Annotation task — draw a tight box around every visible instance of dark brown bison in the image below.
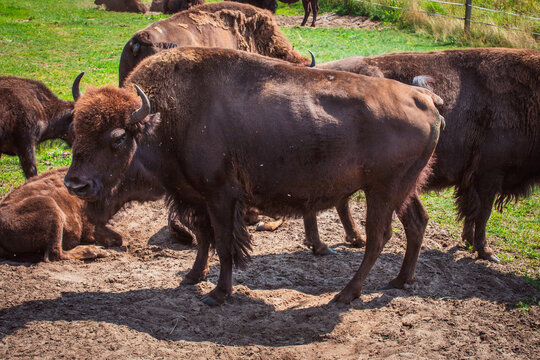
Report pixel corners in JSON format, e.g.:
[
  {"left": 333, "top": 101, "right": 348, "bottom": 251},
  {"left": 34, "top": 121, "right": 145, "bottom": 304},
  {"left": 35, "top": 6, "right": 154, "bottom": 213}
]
[
  {"left": 65, "top": 47, "right": 443, "bottom": 305},
  {"left": 227, "top": 0, "right": 277, "bottom": 13},
  {"left": 318, "top": 48, "right": 540, "bottom": 262},
  {"left": 94, "top": 0, "right": 147, "bottom": 13},
  {"left": 279, "top": 0, "right": 319, "bottom": 26},
  {"left": 0, "top": 75, "right": 77, "bottom": 178},
  {"left": 118, "top": 1, "right": 308, "bottom": 86},
  {"left": 149, "top": 0, "right": 205, "bottom": 13}
]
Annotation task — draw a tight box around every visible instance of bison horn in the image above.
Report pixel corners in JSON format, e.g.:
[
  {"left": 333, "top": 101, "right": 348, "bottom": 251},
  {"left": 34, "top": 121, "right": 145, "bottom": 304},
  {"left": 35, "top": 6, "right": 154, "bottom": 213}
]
[
  {"left": 72, "top": 72, "right": 84, "bottom": 101},
  {"left": 130, "top": 85, "right": 151, "bottom": 124},
  {"left": 308, "top": 50, "right": 315, "bottom": 67}
]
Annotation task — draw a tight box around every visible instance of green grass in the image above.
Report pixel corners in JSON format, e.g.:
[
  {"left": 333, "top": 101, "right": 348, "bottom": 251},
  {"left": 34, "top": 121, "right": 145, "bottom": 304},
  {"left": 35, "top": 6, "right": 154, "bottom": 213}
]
[{"left": 0, "top": 0, "right": 538, "bottom": 283}]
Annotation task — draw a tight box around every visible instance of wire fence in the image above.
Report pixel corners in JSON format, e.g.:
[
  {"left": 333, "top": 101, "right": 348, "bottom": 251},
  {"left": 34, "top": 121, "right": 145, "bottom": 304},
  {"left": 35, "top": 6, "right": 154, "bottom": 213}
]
[{"left": 349, "top": 0, "right": 540, "bottom": 37}]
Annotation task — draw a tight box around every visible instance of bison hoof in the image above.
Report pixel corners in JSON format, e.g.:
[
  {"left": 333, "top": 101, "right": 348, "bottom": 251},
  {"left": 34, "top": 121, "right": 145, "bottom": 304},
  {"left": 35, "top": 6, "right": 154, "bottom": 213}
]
[
  {"left": 182, "top": 270, "right": 208, "bottom": 285},
  {"left": 388, "top": 276, "right": 416, "bottom": 289},
  {"left": 201, "top": 289, "right": 229, "bottom": 306},
  {"left": 477, "top": 250, "right": 500, "bottom": 263},
  {"left": 345, "top": 235, "right": 365, "bottom": 248},
  {"left": 313, "top": 246, "right": 337, "bottom": 256},
  {"left": 201, "top": 294, "right": 222, "bottom": 306}
]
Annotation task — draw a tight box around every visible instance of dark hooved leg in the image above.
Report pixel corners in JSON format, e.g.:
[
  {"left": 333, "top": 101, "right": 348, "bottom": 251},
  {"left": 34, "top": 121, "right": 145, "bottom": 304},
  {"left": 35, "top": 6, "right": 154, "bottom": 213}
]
[
  {"left": 336, "top": 197, "right": 365, "bottom": 247},
  {"left": 461, "top": 217, "right": 475, "bottom": 248},
  {"left": 201, "top": 192, "right": 242, "bottom": 306},
  {"left": 183, "top": 212, "right": 213, "bottom": 284},
  {"left": 389, "top": 193, "right": 428, "bottom": 288},
  {"left": 333, "top": 192, "right": 394, "bottom": 303},
  {"left": 301, "top": 0, "right": 312, "bottom": 26},
  {"left": 473, "top": 188, "right": 499, "bottom": 262},
  {"left": 303, "top": 211, "right": 335, "bottom": 256},
  {"left": 310, "top": 0, "right": 319, "bottom": 27},
  {"left": 18, "top": 144, "right": 37, "bottom": 178},
  {"left": 168, "top": 209, "right": 195, "bottom": 245}
]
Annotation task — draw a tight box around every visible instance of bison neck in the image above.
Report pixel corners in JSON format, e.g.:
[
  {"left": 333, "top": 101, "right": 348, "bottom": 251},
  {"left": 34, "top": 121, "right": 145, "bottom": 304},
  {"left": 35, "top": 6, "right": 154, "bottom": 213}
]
[{"left": 40, "top": 99, "right": 74, "bottom": 143}]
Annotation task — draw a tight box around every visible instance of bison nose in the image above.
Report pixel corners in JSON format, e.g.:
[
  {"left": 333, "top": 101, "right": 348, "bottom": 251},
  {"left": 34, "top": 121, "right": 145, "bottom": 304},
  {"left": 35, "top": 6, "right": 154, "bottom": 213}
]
[{"left": 64, "top": 176, "right": 92, "bottom": 198}]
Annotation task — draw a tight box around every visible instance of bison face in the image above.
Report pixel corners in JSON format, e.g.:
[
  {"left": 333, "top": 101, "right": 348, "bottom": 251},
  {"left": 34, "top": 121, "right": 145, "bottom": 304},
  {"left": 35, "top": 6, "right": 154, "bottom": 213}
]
[{"left": 65, "top": 81, "right": 159, "bottom": 202}]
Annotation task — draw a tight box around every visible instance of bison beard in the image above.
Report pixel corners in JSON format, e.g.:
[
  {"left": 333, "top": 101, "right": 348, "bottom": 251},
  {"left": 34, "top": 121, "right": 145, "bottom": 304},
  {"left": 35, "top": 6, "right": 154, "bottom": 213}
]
[
  {"left": 65, "top": 47, "right": 443, "bottom": 306},
  {"left": 318, "top": 48, "right": 540, "bottom": 262}
]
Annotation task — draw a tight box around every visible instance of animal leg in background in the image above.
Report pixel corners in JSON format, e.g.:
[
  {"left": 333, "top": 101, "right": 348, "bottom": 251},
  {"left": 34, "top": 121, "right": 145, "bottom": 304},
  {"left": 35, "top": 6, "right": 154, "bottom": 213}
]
[
  {"left": 17, "top": 142, "right": 37, "bottom": 178},
  {"left": 335, "top": 197, "right": 365, "bottom": 247},
  {"left": 301, "top": 0, "right": 318, "bottom": 26},
  {"left": 303, "top": 211, "right": 336, "bottom": 255},
  {"left": 168, "top": 209, "right": 195, "bottom": 245},
  {"left": 183, "top": 211, "right": 213, "bottom": 284},
  {"left": 389, "top": 193, "right": 429, "bottom": 288}
]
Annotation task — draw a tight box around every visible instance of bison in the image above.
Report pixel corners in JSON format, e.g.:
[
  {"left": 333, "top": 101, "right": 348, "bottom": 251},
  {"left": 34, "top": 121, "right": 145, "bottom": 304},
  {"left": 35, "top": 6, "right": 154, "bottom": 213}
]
[
  {"left": 227, "top": 0, "right": 277, "bottom": 13},
  {"left": 94, "top": 0, "right": 147, "bottom": 13},
  {"left": 118, "top": 1, "right": 309, "bottom": 86},
  {"left": 0, "top": 75, "right": 78, "bottom": 178},
  {"left": 149, "top": 0, "right": 205, "bottom": 14},
  {"left": 0, "top": 164, "right": 192, "bottom": 261},
  {"left": 318, "top": 48, "right": 540, "bottom": 261},
  {"left": 65, "top": 47, "right": 443, "bottom": 305},
  {"left": 279, "top": 0, "right": 319, "bottom": 26}
]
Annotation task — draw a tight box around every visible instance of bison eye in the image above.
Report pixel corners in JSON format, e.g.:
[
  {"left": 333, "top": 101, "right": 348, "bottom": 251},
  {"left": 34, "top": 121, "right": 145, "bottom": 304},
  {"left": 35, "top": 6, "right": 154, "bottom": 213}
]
[{"left": 110, "top": 129, "right": 127, "bottom": 149}]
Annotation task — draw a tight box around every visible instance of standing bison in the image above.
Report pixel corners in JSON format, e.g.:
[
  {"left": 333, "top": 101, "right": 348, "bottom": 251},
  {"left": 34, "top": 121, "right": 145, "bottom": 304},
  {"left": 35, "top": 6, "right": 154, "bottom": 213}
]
[
  {"left": 118, "top": 2, "right": 308, "bottom": 86},
  {"left": 65, "top": 47, "right": 443, "bottom": 305},
  {"left": 94, "top": 0, "right": 147, "bottom": 13},
  {"left": 319, "top": 48, "right": 540, "bottom": 261},
  {"left": 0, "top": 75, "right": 77, "bottom": 178}
]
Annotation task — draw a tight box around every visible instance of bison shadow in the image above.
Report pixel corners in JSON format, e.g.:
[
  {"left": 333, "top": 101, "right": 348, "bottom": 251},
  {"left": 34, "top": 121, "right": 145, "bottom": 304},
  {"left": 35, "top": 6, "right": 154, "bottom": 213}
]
[{"left": 0, "top": 242, "right": 536, "bottom": 346}]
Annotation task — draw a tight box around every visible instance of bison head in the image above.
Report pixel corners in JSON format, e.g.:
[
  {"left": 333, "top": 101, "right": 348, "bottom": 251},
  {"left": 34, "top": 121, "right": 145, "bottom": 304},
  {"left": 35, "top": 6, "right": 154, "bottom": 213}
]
[{"left": 65, "top": 76, "right": 160, "bottom": 202}]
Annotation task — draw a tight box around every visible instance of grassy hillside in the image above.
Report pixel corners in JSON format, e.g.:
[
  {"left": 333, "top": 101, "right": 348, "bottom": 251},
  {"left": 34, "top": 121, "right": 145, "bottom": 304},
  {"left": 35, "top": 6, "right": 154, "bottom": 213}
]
[{"left": 0, "top": 0, "right": 538, "bottom": 282}]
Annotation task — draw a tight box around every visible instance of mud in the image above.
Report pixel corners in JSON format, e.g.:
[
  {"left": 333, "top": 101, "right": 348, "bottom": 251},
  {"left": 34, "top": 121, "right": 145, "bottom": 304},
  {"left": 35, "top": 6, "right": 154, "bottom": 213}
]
[
  {"left": 0, "top": 200, "right": 538, "bottom": 359},
  {"left": 275, "top": 14, "right": 383, "bottom": 28}
]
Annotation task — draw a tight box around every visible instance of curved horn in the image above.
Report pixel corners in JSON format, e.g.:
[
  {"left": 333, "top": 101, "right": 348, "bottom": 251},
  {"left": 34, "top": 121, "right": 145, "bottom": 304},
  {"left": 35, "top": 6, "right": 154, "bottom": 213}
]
[
  {"left": 72, "top": 72, "right": 84, "bottom": 101},
  {"left": 130, "top": 85, "right": 151, "bottom": 124},
  {"left": 308, "top": 50, "right": 315, "bottom": 67}
]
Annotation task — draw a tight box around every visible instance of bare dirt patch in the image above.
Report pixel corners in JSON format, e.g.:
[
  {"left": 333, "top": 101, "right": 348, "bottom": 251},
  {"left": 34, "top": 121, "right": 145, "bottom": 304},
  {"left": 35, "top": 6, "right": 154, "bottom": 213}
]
[
  {"left": 0, "top": 200, "right": 538, "bottom": 359},
  {"left": 275, "top": 14, "right": 383, "bottom": 28}
]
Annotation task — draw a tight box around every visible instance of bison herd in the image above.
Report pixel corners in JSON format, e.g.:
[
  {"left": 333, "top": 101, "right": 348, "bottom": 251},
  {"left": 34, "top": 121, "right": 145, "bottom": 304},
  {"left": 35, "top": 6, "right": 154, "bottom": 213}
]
[{"left": 0, "top": 1, "right": 539, "bottom": 306}]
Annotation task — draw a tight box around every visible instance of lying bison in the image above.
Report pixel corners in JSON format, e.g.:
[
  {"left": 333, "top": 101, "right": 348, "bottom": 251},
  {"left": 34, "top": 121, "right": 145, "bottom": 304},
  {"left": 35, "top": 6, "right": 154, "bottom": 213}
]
[
  {"left": 65, "top": 47, "right": 444, "bottom": 305},
  {"left": 118, "top": 1, "right": 308, "bottom": 86},
  {"left": 319, "top": 48, "right": 540, "bottom": 261},
  {"left": 149, "top": 0, "right": 205, "bottom": 13},
  {"left": 0, "top": 75, "right": 77, "bottom": 178},
  {"left": 0, "top": 165, "right": 192, "bottom": 261},
  {"left": 94, "top": 0, "right": 147, "bottom": 13}
]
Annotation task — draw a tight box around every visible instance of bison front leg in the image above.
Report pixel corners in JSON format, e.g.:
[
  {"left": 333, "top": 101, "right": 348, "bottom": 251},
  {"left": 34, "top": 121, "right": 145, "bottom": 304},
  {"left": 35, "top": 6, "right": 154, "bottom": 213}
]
[
  {"left": 471, "top": 185, "right": 500, "bottom": 262},
  {"left": 201, "top": 194, "right": 240, "bottom": 306},
  {"left": 336, "top": 198, "right": 365, "bottom": 247},
  {"left": 389, "top": 193, "right": 428, "bottom": 288},
  {"left": 303, "top": 211, "right": 335, "bottom": 255},
  {"left": 168, "top": 210, "right": 195, "bottom": 245},
  {"left": 17, "top": 143, "right": 37, "bottom": 178},
  {"left": 333, "top": 191, "right": 394, "bottom": 303},
  {"left": 310, "top": 0, "right": 319, "bottom": 27}
]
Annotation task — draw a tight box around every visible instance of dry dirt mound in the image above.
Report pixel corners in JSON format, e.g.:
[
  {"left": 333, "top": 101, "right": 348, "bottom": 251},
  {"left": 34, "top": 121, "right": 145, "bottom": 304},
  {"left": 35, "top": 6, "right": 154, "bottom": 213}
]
[
  {"left": 0, "top": 200, "right": 538, "bottom": 359},
  {"left": 275, "top": 14, "right": 382, "bottom": 28}
]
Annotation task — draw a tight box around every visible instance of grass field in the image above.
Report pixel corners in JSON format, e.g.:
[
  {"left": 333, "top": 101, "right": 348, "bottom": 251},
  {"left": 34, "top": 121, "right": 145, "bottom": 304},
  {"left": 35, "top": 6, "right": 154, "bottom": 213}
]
[{"left": 0, "top": 0, "right": 538, "bottom": 284}]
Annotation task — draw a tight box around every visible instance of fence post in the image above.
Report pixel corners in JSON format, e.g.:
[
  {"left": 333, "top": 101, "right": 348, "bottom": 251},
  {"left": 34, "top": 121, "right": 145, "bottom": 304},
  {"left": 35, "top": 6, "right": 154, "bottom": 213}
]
[{"left": 464, "top": 0, "right": 472, "bottom": 35}]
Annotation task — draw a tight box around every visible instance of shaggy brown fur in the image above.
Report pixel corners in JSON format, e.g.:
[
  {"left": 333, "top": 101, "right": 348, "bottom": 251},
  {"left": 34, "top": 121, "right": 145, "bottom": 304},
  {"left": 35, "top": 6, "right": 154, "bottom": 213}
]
[
  {"left": 118, "top": 1, "right": 308, "bottom": 86},
  {"left": 94, "top": 0, "right": 147, "bottom": 13},
  {"left": 0, "top": 163, "right": 191, "bottom": 261},
  {"left": 149, "top": 0, "right": 205, "bottom": 13},
  {"left": 319, "top": 48, "right": 540, "bottom": 261},
  {"left": 0, "top": 76, "right": 74, "bottom": 178},
  {"left": 66, "top": 47, "right": 443, "bottom": 305}
]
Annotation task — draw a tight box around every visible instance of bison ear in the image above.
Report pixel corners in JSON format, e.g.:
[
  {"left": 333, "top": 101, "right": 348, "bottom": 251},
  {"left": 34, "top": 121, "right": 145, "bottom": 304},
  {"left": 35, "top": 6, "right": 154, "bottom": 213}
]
[{"left": 140, "top": 112, "right": 161, "bottom": 137}]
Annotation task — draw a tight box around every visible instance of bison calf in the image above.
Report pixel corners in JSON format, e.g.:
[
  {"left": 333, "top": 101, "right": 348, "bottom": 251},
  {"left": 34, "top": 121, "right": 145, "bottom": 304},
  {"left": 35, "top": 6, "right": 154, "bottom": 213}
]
[{"left": 0, "top": 76, "right": 76, "bottom": 178}]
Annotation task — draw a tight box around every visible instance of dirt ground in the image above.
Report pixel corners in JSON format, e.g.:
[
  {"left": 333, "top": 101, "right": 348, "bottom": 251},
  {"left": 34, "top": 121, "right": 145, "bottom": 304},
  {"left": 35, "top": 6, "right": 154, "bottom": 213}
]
[
  {"left": 0, "top": 199, "right": 538, "bottom": 359},
  {"left": 275, "top": 14, "right": 383, "bottom": 28}
]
